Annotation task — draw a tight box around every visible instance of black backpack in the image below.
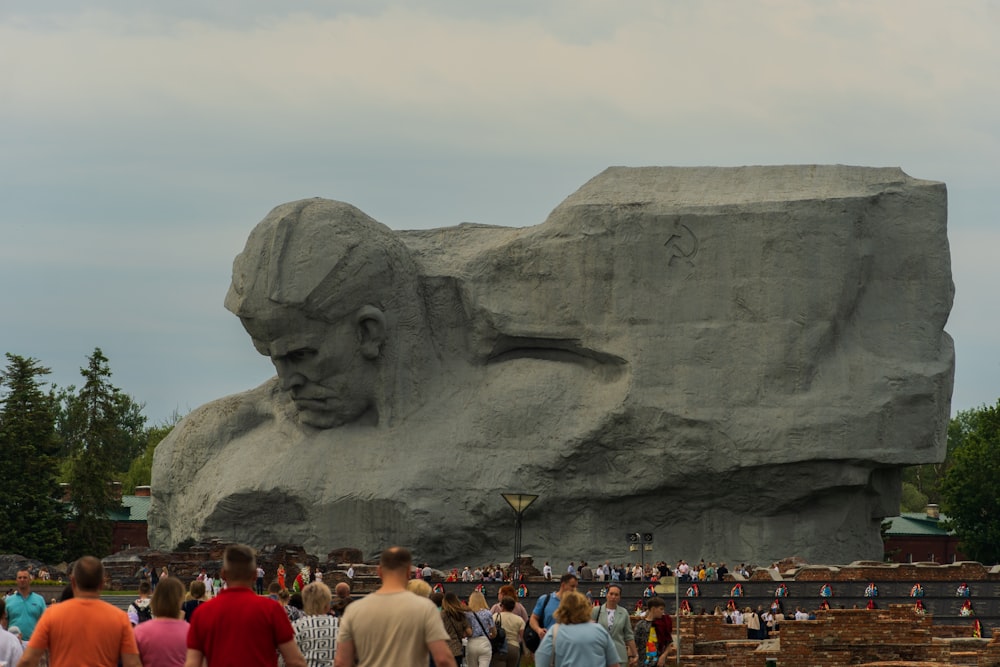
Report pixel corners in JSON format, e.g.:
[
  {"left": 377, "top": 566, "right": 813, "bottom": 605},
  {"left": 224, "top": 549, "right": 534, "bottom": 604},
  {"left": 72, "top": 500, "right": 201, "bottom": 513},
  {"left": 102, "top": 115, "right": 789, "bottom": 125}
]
[
  {"left": 490, "top": 613, "right": 508, "bottom": 654},
  {"left": 523, "top": 593, "right": 551, "bottom": 652},
  {"left": 134, "top": 601, "right": 153, "bottom": 624}
]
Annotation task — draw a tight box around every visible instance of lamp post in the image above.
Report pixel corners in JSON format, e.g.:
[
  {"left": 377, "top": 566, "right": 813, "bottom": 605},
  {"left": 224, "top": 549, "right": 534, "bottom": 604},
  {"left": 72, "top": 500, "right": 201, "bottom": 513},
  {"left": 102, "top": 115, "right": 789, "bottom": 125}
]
[{"left": 501, "top": 493, "right": 538, "bottom": 581}]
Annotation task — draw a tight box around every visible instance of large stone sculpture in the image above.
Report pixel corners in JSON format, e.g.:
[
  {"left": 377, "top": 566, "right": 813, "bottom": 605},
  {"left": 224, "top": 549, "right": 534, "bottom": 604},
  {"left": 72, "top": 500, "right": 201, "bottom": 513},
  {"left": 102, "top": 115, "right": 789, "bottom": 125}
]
[{"left": 149, "top": 165, "right": 954, "bottom": 566}]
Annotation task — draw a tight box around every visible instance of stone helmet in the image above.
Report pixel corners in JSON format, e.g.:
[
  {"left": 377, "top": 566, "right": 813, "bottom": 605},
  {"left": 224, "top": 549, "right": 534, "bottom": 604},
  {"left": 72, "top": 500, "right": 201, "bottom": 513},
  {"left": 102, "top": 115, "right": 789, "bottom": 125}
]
[{"left": 225, "top": 198, "right": 421, "bottom": 324}]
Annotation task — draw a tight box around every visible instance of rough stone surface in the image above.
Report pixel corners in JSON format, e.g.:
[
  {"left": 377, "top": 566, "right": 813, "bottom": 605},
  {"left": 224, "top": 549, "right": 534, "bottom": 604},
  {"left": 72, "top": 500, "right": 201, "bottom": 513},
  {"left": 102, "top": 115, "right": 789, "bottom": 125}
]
[
  {"left": 149, "top": 165, "right": 954, "bottom": 567},
  {"left": 0, "top": 555, "right": 61, "bottom": 581}
]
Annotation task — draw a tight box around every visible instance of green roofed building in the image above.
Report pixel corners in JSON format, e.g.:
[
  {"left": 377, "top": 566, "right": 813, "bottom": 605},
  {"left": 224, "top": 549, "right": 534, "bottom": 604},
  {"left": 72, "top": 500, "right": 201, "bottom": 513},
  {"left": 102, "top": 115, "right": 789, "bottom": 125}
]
[
  {"left": 109, "top": 486, "right": 151, "bottom": 552},
  {"left": 883, "top": 504, "right": 965, "bottom": 564}
]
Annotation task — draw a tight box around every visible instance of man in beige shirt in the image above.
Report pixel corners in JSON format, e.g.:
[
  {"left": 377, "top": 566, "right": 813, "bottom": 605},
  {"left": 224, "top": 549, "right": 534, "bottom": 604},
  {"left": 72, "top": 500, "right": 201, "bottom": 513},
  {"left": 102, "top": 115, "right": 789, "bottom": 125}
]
[{"left": 335, "top": 547, "right": 455, "bottom": 667}]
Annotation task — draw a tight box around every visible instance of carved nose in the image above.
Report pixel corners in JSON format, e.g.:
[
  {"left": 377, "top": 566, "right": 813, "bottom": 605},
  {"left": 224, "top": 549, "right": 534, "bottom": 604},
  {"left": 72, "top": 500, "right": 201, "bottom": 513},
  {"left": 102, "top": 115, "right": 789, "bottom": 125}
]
[
  {"left": 273, "top": 360, "right": 306, "bottom": 390},
  {"left": 278, "top": 371, "right": 306, "bottom": 390}
]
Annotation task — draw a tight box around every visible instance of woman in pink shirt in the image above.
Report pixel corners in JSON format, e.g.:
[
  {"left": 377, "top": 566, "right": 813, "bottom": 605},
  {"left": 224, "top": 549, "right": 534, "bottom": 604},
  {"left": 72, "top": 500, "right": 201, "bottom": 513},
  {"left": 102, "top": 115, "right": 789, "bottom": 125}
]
[{"left": 134, "top": 577, "right": 188, "bottom": 667}]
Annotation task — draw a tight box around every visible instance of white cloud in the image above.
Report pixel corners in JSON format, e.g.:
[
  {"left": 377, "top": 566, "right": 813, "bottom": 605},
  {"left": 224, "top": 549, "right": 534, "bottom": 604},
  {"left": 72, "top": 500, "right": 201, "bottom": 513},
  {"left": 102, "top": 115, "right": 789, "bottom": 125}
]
[{"left": 3, "top": 3, "right": 997, "bottom": 154}]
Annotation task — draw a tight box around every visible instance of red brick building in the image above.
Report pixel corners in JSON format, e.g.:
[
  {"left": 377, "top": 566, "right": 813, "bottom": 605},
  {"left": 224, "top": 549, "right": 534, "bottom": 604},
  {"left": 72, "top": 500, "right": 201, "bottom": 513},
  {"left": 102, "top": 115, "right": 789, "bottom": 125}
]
[
  {"left": 61, "top": 482, "right": 150, "bottom": 554},
  {"left": 109, "top": 485, "right": 150, "bottom": 553},
  {"left": 883, "top": 503, "right": 966, "bottom": 563}
]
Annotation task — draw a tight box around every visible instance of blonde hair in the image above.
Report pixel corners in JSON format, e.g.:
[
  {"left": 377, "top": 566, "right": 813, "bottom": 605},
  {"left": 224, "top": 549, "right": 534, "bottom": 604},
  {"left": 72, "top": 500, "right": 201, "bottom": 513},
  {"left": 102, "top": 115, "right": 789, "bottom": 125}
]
[
  {"left": 188, "top": 580, "right": 206, "bottom": 600},
  {"left": 468, "top": 591, "right": 489, "bottom": 612},
  {"left": 301, "top": 582, "right": 332, "bottom": 616},
  {"left": 553, "top": 591, "right": 592, "bottom": 625},
  {"left": 407, "top": 579, "right": 432, "bottom": 597}
]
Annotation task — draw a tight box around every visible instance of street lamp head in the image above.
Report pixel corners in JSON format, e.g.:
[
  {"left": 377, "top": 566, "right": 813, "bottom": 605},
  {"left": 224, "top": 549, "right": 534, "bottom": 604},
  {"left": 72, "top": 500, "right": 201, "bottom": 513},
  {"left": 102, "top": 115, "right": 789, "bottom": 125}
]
[{"left": 501, "top": 493, "right": 539, "bottom": 514}]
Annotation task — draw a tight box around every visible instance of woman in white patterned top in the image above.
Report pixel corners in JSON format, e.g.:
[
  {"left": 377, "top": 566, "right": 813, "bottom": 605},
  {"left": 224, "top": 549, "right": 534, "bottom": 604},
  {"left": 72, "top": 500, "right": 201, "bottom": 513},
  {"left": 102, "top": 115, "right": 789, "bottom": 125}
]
[{"left": 288, "top": 582, "right": 338, "bottom": 667}]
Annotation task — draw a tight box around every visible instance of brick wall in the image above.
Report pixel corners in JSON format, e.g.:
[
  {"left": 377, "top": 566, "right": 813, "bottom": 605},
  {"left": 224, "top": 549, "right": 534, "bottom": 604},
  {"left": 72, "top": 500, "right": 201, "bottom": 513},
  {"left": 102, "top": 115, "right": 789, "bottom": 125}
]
[
  {"left": 111, "top": 522, "right": 149, "bottom": 552},
  {"left": 670, "top": 604, "right": 995, "bottom": 666},
  {"left": 789, "top": 561, "right": 999, "bottom": 582}
]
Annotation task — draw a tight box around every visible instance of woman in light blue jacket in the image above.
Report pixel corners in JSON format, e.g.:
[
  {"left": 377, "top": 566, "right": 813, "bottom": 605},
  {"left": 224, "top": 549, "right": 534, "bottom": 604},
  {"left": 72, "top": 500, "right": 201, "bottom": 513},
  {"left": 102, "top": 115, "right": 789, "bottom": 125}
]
[{"left": 534, "top": 591, "right": 620, "bottom": 667}]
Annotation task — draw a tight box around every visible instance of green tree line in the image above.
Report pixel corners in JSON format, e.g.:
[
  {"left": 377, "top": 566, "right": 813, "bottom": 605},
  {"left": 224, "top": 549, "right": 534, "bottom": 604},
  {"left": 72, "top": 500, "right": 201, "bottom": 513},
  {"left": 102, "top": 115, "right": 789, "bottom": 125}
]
[
  {"left": 0, "top": 349, "right": 176, "bottom": 562},
  {"left": 901, "top": 399, "right": 1000, "bottom": 563}
]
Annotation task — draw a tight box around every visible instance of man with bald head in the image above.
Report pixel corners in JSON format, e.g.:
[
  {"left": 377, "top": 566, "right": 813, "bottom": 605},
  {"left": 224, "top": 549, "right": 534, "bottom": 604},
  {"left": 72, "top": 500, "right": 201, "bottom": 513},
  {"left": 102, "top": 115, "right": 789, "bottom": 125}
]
[
  {"left": 331, "top": 581, "right": 353, "bottom": 617},
  {"left": 335, "top": 547, "right": 455, "bottom": 667},
  {"left": 19, "top": 556, "right": 140, "bottom": 667}
]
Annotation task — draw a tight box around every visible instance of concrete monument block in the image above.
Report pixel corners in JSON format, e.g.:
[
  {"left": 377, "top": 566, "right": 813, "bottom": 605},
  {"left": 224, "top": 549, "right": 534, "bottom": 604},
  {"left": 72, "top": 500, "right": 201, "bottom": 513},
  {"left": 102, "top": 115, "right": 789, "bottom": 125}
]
[{"left": 149, "top": 165, "right": 953, "bottom": 566}]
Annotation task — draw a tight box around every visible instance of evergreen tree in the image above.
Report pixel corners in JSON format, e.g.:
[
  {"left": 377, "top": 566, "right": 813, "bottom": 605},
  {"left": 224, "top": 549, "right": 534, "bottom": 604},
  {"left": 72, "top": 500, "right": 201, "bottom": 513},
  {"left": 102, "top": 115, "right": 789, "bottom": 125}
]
[
  {"left": 940, "top": 400, "right": 1000, "bottom": 563},
  {"left": 0, "top": 354, "right": 65, "bottom": 562},
  {"left": 60, "top": 348, "right": 146, "bottom": 559}
]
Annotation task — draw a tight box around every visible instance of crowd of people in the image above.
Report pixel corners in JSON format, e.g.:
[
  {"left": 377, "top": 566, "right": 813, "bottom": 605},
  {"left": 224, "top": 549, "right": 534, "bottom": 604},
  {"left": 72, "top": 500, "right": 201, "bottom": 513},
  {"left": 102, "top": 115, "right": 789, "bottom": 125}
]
[
  {"left": 449, "top": 558, "right": 753, "bottom": 585},
  {"left": 3, "top": 549, "right": 656, "bottom": 667},
  {"left": 3, "top": 549, "right": 839, "bottom": 667},
  {"left": 527, "top": 573, "right": 672, "bottom": 667},
  {"left": 0, "top": 549, "right": 508, "bottom": 667},
  {"left": 1, "top": 548, "right": 345, "bottom": 667}
]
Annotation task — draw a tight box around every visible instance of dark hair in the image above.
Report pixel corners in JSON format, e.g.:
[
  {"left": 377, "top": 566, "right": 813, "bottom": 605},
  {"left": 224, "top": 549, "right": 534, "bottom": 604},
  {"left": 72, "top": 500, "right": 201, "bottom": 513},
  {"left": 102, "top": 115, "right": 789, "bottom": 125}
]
[
  {"left": 430, "top": 592, "right": 444, "bottom": 607},
  {"left": 380, "top": 546, "right": 412, "bottom": 572},
  {"left": 442, "top": 592, "right": 468, "bottom": 620},
  {"left": 223, "top": 544, "right": 257, "bottom": 581},
  {"left": 646, "top": 596, "right": 666, "bottom": 609},
  {"left": 289, "top": 593, "right": 304, "bottom": 610},
  {"left": 72, "top": 556, "right": 104, "bottom": 592},
  {"left": 501, "top": 596, "right": 516, "bottom": 611},
  {"left": 559, "top": 573, "right": 579, "bottom": 585},
  {"left": 138, "top": 581, "right": 152, "bottom": 595},
  {"left": 606, "top": 583, "right": 623, "bottom": 594},
  {"left": 151, "top": 577, "right": 184, "bottom": 618}
]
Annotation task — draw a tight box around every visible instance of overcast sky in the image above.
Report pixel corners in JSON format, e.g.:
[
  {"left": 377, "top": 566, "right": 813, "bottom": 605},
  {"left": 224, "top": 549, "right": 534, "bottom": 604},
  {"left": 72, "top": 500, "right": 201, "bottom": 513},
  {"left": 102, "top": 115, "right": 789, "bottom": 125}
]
[{"left": 2, "top": 1, "right": 997, "bottom": 425}]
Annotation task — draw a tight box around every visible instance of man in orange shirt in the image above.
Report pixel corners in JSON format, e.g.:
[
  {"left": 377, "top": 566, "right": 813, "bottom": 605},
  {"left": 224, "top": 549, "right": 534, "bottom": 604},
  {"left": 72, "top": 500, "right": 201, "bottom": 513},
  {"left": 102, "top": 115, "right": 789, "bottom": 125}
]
[{"left": 19, "top": 556, "right": 140, "bottom": 667}]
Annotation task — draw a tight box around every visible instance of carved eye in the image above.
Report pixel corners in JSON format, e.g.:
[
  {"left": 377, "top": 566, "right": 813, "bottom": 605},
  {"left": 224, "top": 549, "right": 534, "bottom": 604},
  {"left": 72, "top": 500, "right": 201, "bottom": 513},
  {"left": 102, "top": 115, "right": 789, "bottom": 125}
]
[{"left": 285, "top": 349, "right": 315, "bottom": 363}]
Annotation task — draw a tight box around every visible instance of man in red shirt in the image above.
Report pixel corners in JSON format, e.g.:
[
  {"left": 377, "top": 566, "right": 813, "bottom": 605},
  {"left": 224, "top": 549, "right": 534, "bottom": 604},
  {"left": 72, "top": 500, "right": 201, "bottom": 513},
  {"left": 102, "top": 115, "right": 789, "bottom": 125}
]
[{"left": 184, "top": 544, "right": 306, "bottom": 667}]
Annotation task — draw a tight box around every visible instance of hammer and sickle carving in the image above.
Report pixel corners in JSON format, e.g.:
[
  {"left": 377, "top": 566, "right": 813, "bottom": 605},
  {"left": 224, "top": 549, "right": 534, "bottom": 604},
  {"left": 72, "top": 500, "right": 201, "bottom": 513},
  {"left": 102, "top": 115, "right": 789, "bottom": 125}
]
[{"left": 663, "top": 220, "right": 699, "bottom": 266}]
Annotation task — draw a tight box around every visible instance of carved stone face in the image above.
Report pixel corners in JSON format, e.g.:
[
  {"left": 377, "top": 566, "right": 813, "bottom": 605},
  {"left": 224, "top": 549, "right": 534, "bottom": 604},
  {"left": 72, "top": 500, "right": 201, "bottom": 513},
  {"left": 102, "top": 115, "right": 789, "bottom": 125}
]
[{"left": 241, "top": 307, "right": 379, "bottom": 429}]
